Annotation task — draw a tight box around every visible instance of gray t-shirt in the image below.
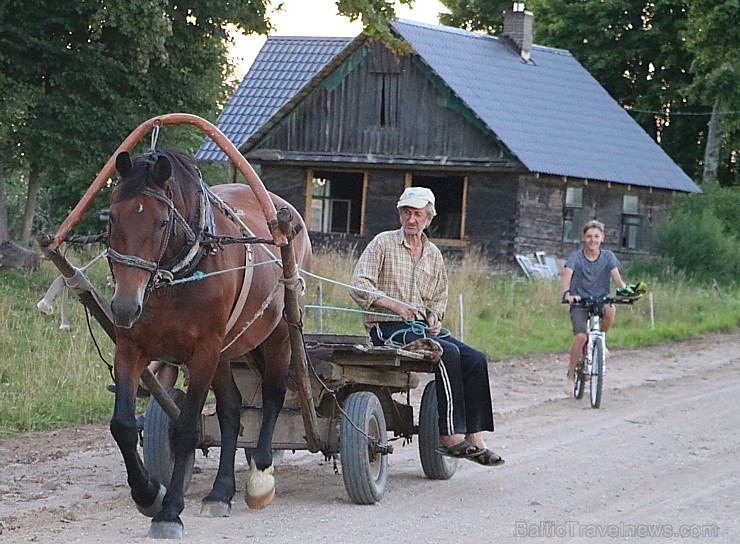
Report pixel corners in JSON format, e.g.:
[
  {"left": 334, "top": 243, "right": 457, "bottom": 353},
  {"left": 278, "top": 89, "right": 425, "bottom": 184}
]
[{"left": 564, "top": 249, "right": 619, "bottom": 298}]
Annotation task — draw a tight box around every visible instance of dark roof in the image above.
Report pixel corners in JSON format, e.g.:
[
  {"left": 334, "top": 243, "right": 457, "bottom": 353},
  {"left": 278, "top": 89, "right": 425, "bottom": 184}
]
[
  {"left": 197, "top": 20, "right": 700, "bottom": 193},
  {"left": 196, "top": 36, "right": 353, "bottom": 162},
  {"left": 391, "top": 20, "right": 700, "bottom": 192}
]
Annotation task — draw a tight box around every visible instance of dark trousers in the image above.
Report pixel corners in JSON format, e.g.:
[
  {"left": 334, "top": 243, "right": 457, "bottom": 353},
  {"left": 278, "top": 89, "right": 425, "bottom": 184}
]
[{"left": 370, "top": 322, "right": 495, "bottom": 436}]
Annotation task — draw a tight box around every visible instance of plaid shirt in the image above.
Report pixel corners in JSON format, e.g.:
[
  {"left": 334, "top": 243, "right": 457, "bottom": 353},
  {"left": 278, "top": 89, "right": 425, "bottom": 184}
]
[{"left": 351, "top": 228, "right": 448, "bottom": 330}]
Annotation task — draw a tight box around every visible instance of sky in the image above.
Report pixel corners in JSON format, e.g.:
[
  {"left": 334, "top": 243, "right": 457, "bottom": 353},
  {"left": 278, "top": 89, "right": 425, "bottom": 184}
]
[{"left": 229, "top": 0, "right": 448, "bottom": 79}]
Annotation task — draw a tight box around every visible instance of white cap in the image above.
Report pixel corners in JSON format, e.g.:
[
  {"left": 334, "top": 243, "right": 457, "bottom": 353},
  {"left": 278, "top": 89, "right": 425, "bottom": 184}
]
[{"left": 397, "top": 187, "right": 436, "bottom": 215}]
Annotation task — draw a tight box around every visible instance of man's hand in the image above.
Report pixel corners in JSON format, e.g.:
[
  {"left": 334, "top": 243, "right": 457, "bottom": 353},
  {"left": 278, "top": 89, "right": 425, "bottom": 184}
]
[
  {"left": 426, "top": 312, "right": 442, "bottom": 336},
  {"left": 393, "top": 301, "right": 417, "bottom": 321},
  {"left": 564, "top": 292, "right": 581, "bottom": 304}
]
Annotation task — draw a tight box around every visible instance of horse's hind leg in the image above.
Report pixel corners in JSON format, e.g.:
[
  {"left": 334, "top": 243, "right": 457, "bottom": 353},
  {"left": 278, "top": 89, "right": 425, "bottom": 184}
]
[
  {"left": 245, "top": 323, "right": 291, "bottom": 509},
  {"left": 109, "top": 351, "right": 166, "bottom": 517},
  {"left": 199, "top": 361, "right": 242, "bottom": 517}
]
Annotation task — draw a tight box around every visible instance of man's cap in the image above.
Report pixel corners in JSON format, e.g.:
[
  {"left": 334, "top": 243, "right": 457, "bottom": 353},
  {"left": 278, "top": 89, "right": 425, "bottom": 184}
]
[{"left": 397, "top": 186, "right": 436, "bottom": 212}]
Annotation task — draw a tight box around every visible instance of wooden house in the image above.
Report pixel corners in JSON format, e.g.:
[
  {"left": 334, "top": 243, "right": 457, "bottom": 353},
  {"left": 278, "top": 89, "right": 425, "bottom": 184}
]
[{"left": 196, "top": 11, "right": 701, "bottom": 263}]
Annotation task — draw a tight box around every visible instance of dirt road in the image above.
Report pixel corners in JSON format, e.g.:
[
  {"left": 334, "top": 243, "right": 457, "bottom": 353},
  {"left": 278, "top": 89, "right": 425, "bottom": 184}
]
[{"left": 1, "top": 334, "right": 738, "bottom": 543}]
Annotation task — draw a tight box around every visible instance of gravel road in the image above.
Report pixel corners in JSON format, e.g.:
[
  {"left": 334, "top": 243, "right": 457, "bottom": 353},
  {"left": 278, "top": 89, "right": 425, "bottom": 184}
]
[{"left": 1, "top": 333, "right": 738, "bottom": 543}]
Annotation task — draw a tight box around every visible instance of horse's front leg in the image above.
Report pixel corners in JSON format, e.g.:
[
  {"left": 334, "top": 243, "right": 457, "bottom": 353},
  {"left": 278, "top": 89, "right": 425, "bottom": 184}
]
[
  {"left": 245, "top": 326, "right": 291, "bottom": 509},
  {"left": 148, "top": 350, "right": 216, "bottom": 539},
  {"left": 199, "top": 360, "right": 242, "bottom": 517},
  {"left": 109, "top": 350, "right": 165, "bottom": 517}
]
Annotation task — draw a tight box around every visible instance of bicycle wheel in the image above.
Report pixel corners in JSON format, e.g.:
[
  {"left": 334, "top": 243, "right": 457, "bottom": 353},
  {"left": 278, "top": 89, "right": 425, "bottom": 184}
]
[
  {"left": 590, "top": 338, "right": 605, "bottom": 408},
  {"left": 573, "top": 357, "right": 585, "bottom": 399}
]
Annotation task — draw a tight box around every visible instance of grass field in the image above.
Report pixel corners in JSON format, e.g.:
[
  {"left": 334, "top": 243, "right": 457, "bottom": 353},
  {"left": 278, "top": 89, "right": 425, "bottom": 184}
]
[{"left": 1, "top": 247, "right": 737, "bottom": 439}]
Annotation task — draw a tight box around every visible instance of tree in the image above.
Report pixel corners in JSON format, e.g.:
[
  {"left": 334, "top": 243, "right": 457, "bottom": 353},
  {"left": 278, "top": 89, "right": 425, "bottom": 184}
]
[
  {"left": 439, "top": 0, "right": 512, "bottom": 34},
  {"left": 682, "top": 0, "right": 740, "bottom": 188},
  {"left": 0, "top": 0, "right": 417, "bottom": 250}
]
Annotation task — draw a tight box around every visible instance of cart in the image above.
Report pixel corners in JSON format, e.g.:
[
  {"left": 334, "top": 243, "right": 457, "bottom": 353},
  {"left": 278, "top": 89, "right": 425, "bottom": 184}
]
[{"left": 142, "top": 332, "right": 458, "bottom": 505}]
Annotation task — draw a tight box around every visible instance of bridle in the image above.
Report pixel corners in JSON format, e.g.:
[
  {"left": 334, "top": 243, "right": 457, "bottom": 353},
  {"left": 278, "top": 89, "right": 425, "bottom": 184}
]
[{"left": 106, "top": 180, "right": 214, "bottom": 290}]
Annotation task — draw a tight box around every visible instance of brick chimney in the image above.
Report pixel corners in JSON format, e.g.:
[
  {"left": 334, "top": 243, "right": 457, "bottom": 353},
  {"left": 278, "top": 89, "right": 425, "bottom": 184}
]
[{"left": 503, "top": 3, "right": 534, "bottom": 61}]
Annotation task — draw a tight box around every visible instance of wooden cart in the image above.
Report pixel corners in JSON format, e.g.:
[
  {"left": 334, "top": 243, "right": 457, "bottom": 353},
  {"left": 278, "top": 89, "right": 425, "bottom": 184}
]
[{"left": 142, "top": 332, "right": 458, "bottom": 505}]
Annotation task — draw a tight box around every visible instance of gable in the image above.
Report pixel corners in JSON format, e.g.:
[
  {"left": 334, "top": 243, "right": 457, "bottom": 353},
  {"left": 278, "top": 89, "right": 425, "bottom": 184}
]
[
  {"left": 196, "top": 36, "right": 353, "bottom": 162},
  {"left": 246, "top": 39, "right": 514, "bottom": 167}
]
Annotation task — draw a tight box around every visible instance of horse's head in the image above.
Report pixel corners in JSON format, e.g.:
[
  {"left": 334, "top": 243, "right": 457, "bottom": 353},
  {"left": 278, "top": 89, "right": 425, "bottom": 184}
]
[{"left": 108, "top": 149, "right": 205, "bottom": 328}]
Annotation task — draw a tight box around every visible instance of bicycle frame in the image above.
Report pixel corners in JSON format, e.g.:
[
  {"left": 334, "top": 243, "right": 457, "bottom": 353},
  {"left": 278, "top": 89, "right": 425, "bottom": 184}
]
[{"left": 583, "top": 311, "right": 606, "bottom": 379}]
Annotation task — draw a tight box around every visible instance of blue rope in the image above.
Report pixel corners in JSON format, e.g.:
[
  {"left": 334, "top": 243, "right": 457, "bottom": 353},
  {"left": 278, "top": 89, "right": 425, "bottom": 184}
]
[
  {"left": 298, "top": 267, "right": 419, "bottom": 313},
  {"left": 383, "top": 321, "right": 451, "bottom": 348},
  {"left": 165, "top": 259, "right": 281, "bottom": 286}
]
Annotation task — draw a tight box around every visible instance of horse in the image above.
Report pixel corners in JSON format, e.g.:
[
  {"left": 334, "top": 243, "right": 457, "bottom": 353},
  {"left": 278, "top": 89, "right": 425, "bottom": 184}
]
[{"left": 106, "top": 148, "right": 311, "bottom": 539}]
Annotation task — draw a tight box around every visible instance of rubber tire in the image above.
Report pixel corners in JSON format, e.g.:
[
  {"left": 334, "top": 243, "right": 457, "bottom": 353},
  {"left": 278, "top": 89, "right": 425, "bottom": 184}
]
[
  {"left": 340, "top": 391, "right": 388, "bottom": 505},
  {"left": 590, "top": 338, "right": 605, "bottom": 408},
  {"left": 574, "top": 357, "right": 586, "bottom": 400},
  {"left": 142, "top": 387, "right": 194, "bottom": 491},
  {"left": 418, "top": 380, "right": 458, "bottom": 480}
]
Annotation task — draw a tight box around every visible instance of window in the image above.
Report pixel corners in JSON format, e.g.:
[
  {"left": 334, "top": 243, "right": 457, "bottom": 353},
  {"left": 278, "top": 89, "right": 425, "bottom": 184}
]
[
  {"left": 411, "top": 175, "right": 465, "bottom": 239},
  {"left": 563, "top": 187, "right": 584, "bottom": 242},
  {"left": 376, "top": 73, "right": 399, "bottom": 127},
  {"left": 308, "top": 171, "right": 364, "bottom": 234},
  {"left": 621, "top": 195, "right": 640, "bottom": 249}
]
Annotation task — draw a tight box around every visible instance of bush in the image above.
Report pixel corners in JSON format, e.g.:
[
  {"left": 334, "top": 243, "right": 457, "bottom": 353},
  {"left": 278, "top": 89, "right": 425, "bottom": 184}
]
[{"left": 656, "top": 208, "right": 740, "bottom": 281}]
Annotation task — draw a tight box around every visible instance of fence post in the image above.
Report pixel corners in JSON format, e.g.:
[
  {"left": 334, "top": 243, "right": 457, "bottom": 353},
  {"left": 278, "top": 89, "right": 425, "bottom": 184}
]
[
  {"left": 459, "top": 293, "right": 465, "bottom": 342},
  {"left": 649, "top": 292, "right": 655, "bottom": 329}
]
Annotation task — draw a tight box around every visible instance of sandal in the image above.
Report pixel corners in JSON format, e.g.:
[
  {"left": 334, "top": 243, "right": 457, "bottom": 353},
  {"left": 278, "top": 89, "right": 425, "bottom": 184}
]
[
  {"left": 434, "top": 440, "right": 482, "bottom": 459},
  {"left": 469, "top": 448, "right": 505, "bottom": 467}
]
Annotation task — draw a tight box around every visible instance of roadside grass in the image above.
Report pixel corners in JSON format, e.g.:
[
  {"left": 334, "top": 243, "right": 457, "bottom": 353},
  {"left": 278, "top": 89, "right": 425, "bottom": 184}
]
[{"left": 1, "top": 247, "right": 737, "bottom": 439}]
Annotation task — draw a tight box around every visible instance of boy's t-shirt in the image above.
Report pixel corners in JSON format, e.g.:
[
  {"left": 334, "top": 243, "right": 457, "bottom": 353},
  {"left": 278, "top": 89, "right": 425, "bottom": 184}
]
[{"left": 564, "top": 249, "right": 619, "bottom": 298}]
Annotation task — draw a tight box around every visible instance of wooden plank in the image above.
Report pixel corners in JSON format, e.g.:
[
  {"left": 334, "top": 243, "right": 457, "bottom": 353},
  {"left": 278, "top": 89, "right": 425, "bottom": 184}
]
[
  {"left": 200, "top": 409, "right": 337, "bottom": 452},
  {"left": 338, "top": 365, "right": 420, "bottom": 389}
]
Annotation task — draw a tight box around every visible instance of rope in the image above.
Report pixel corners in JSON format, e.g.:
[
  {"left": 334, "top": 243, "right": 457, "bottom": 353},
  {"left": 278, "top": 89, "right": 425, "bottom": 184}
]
[
  {"left": 298, "top": 267, "right": 420, "bottom": 314},
  {"left": 381, "top": 321, "right": 451, "bottom": 348},
  {"left": 161, "top": 258, "right": 281, "bottom": 287}
]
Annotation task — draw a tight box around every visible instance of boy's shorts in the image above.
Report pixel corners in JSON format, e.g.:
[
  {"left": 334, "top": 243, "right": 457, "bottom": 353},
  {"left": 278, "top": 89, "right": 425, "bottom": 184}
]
[{"left": 570, "top": 305, "right": 593, "bottom": 334}]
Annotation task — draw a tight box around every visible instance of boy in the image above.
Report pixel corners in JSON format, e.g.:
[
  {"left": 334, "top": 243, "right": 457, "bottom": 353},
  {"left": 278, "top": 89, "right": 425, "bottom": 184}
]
[{"left": 561, "top": 220, "right": 626, "bottom": 397}]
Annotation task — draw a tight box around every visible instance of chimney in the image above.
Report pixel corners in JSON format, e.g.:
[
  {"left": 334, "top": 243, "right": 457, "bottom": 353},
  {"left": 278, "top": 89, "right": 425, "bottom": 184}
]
[{"left": 503, "top": 4, "right": 534, "bottom": 61}]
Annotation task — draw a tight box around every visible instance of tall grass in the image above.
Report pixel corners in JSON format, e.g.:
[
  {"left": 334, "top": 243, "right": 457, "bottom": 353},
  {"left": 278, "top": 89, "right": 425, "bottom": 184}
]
[{"left": 1, "top": 247, "right": 738, "bottom": 439}]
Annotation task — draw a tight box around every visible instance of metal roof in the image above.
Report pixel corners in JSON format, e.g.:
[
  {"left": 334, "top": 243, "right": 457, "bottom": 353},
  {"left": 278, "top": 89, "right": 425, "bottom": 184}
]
[
  {"left": 196, "top": 20, "right": 700, "bottom": 193},
  {"left": 196, "top": 36, "right": 353, "bottom": 162},
  {"left": 392, "top": 20, "right": 699, "bottom": 192}
]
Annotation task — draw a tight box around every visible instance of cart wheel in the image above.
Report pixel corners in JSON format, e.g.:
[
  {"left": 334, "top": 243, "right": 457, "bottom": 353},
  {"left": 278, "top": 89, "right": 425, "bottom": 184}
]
[
  {"left": 340, "top": 391, "right": 388, "bottom": 504},
  {"left": 418, "top": 380, "right": 458, "bottom": 480},
  {"left": 142, "top": 387, "right": 194, "bottom": 491}
]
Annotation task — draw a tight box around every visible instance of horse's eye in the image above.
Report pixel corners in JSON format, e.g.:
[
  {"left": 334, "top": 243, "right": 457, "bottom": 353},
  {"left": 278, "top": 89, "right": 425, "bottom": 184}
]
[{"left": 160, "top": 219, "right": 168, "bottom": 229}]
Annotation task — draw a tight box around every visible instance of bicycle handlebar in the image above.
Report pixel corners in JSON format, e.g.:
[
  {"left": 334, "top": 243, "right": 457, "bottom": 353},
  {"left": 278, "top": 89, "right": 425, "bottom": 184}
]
[{"left": 562, "top": 296, "right": 635, "bottom": 306}]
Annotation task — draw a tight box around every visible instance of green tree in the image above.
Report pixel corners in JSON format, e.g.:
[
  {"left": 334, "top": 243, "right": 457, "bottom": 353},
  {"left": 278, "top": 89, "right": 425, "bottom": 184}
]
[
  {"left": 0, "top": 0, "right": 417, "bottom": 246},
  {"left": 682, "top": 0, "right": 740, "bottom": 188}
]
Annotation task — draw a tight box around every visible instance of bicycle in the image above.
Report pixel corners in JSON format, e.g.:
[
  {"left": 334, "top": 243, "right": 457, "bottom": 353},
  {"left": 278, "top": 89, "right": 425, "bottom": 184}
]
[{"left": 568, "top": 296, "right": 635, "bottom": 408}]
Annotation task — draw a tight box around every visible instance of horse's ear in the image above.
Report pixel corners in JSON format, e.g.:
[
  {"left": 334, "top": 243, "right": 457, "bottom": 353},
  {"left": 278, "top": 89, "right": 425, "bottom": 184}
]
[
  {"left": 115, "top": 152, "right": 132, "bottom": 176},
  {"left": 151, "top": 155, "right": 172, "bottom": 188}
]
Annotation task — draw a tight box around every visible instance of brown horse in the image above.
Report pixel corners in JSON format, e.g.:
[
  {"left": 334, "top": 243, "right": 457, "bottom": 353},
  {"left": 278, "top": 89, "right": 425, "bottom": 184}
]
[{"left": 107, "top": 149, "right": 311, "bottom": 539}]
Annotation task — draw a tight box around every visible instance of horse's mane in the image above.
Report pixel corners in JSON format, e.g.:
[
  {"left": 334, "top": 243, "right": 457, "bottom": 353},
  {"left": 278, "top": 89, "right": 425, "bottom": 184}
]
[{"left": 114, "top": 149, "right": 201, "bottom": 201}]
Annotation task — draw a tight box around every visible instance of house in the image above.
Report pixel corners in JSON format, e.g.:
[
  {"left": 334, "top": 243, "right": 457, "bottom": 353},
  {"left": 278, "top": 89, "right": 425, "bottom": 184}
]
[{"left": 196, "top": 10, "right": 701, "bottom": 263}]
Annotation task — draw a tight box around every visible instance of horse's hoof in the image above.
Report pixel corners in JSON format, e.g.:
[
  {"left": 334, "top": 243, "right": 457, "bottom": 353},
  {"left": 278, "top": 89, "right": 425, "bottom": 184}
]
[
  {"left": 246, "top": 486, "right": 275, "bottom": 510},
  {"left": 198, "top": 500, "right": 232, "bottom": 517},
  {"left": 148, "top": 520, "right": 184, "bottom": 540},
  {"left": 136, "top": 483, "right": 166, "bottom": 517},
  {"left": 244, "top": 459, "right": 275, "bottom": 509}
]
